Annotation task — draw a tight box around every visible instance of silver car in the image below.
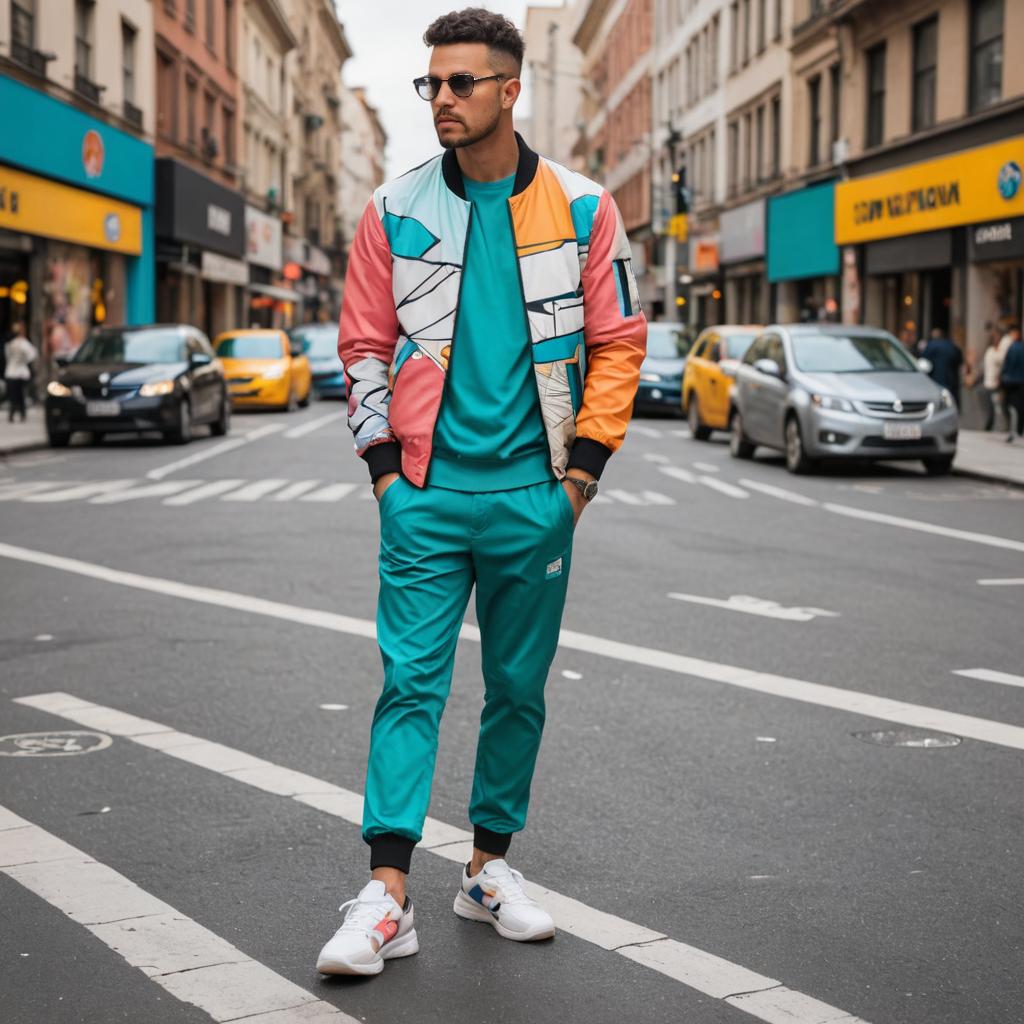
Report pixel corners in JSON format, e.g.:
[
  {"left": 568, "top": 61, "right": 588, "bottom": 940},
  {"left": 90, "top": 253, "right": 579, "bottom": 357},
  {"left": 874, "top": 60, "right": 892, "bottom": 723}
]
[{"left": 728, "top": 324, "right": 959, "bottom": 475}]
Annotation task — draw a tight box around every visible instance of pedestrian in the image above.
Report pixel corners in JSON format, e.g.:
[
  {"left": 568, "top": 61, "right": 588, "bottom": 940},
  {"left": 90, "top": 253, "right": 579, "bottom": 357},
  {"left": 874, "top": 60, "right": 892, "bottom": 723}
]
[
  {"left": 4, "top": 320, "right": 38, "bottom": 423},
  {"left": 921, "top": 327, "right": 964, "bottom": 408},
  {"left": 1000, "top": 326, "right": 1024, "bottom": 442},
  {"left": 980, "top": 328, "right": 1007, "bottom": 432},
  {"left": 317, "top": 7, "right": 646, "bottom": 977}
]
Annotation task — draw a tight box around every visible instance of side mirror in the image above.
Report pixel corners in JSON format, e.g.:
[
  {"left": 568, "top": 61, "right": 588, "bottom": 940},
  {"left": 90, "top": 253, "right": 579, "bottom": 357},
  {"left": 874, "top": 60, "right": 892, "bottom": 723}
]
[
  {"left": 720, "top": 358, "right": 739, "bottom": 379},
  {"left": 289, "top": 345, "right": 303, "bottom": 358},
  {"left": 917, "top": 358, "right": 933, "bottom": 374},
  {"left": 55, "top": 356, "right": 70, "bottom": 368},
  {"left": 754, "top": 358, "right": 783, "bottom": 379},
  {"left": 189, "top": 352, "right": 212, "bottom": 367}
]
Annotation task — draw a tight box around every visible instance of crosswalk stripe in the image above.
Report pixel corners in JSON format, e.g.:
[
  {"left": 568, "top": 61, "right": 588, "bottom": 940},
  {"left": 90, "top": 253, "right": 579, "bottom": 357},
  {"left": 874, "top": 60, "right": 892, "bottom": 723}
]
[
  {"left": 641, "top": 490, "right": 677, "bottom": 505},
  {"left": 953, "top": 668, "right": 1024, "bottom": 689},
  {"left": 12, "top": 693, "right": 868, "bottom": 1024},
  {"left": 739, "top": 479, "right": 819, "bottom": 506},
  {"left": 300, "top": 483, "right": 357, "bottom": 502},
  {"left": 605, "top": 488, "right": 646, "bottom": 505},
  {"left": 164, "top": 478, "right": 246, "bottom": 506},
  {"left": 271, "top": 480, "right": 322, "bottom": 501},
  {"left": 90, "top": 480, "right": 202, "bottom": 504},
  {"left": 22, "top": 480, "right": 138, "bottom": 503},
  {"left": 629, "top": 424, "right": 664, "bottom": 438},
  {"left": 222, "top": 478, "right": 290, "bottom": 502},
  {"left": 697, "top": 476, "right": 749, "bottom": 499},
  {"left": 0, "top": 805, "right": 357, "bottom": 1023},
  {"left": 0, "top": 481, "right": 70, "bottom": 501},
  {"left": 283, "top": 412, "right": 345, "bottom": 439},
  {"left": 658, "top": 465, "right": 697, "bottom": 484}
]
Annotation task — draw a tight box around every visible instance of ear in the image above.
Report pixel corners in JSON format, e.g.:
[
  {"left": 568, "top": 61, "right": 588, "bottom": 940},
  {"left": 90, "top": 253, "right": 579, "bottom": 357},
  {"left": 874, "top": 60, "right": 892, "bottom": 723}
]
[{"left": 501, "top": 76, "right": 521, "bottom": 109}]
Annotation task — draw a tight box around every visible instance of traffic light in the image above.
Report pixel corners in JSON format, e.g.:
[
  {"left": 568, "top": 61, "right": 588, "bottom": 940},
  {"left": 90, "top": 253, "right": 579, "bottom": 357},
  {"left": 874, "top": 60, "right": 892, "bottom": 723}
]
[{"left": 671, "top": 166, "right": 690, "bottom": 215}]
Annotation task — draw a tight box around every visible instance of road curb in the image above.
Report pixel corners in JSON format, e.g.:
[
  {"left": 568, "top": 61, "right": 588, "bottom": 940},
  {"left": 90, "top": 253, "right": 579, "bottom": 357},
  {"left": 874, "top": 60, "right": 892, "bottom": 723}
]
[
  {"left": 952, "top": 466, "right": 1024, "bottom": 490},
  {"left": 0, "top": 439, "right": 51, "bottom": 459}
]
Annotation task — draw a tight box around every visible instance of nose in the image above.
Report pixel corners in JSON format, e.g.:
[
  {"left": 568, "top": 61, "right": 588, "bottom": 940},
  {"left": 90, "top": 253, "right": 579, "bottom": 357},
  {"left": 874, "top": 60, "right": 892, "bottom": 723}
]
[{"left": 433, "top": 80, "right": 458, "bottom": 107}]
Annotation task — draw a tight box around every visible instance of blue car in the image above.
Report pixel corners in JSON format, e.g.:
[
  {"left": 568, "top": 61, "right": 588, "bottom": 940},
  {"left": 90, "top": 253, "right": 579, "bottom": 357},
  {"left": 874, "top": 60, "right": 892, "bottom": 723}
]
[
  {"left": 289, "top": 323, "right": 346, "bottom": 400},
  {"left": 634, "top": 321, "right": 693, "bottom": 415}
]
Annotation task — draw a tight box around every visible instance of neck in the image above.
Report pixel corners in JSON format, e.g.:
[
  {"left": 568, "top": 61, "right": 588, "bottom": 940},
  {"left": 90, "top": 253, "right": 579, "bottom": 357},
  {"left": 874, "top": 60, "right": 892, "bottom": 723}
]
[{"left": 455, "top": 121, "right": 519, "bottom": 182}]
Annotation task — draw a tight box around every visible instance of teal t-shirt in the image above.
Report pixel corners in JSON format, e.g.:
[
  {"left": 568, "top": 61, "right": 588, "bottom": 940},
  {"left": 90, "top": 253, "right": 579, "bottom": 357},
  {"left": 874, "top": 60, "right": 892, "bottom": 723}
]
[{"left": 429, "top": 173, "right": 552, "bottom": 491}]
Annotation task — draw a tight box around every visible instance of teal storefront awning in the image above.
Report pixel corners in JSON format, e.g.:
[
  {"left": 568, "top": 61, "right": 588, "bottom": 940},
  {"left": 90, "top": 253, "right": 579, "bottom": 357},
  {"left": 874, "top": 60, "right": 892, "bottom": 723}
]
[{"left": 767, "top": 181, "right": 839, "bottom": 283}]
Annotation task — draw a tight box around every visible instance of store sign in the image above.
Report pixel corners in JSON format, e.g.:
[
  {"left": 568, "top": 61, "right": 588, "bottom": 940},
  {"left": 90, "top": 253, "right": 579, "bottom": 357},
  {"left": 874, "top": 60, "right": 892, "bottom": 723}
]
[
  {"left": 835, "top": 136, "right": 1024, "bottom": 245},
  {"left": 720, "top": 199, "right": 765, "bottom": 263},
  {"left": 155, "top": 158, "right": 245, "bottom": 257},
  {"left": 690, "top": 235, "right": 720, "bottom": 273},
  {"left": 201, "top": 250, "right": 249, "bottom": 286},
  {"left": 284, "top": 236, "right": 332, "bottom": 276},
  {"left": 968, "top": 217, "right": 1024, "bottom": 262},
  {"left": 767, "top": 182, "right": 839, "bottom": 283},
  {"left": 246, "top": 206, "right": 283, "bottom": 270},
  {"left": 82, "top": 129, "right": 105, "bottom": 178},
  {"left": 0, "top": 164, "right": 142, "bottom": 255}
]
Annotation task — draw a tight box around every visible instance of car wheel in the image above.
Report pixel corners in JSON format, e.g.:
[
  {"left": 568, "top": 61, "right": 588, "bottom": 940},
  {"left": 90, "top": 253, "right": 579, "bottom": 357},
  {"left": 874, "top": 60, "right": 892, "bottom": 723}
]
[
  {"left": 167, "top": 399, "right": 193, "bottom": 445},
  {"left": 784, "top": 416, "right": 814, "bottom": 474},
  {"left": 285, "top": 386, "right": 298, "bottom": 413},
  {"left": 47, "top": 425, "right": 71, "bottom": 448},
  {"left": 298, "top": 387, "right": 311, "bottom": 408},
  {"left": 729, "top": 409, "right": 755, "bottom": 459},
  {"left": 210, "top": 390, "right": 231, "bottom": 436},
  {"left": 687, "top": 395, "right": 712, "bottom": 441},
  {"left": 923, "top": 454, "right": 955, "bottom": 476}
]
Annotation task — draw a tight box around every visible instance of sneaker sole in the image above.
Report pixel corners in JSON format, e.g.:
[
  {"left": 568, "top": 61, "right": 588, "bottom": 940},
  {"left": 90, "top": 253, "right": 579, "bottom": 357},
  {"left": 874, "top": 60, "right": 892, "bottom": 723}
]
[
  {"left": 316, "top": 928, "right": 419, "bottom": 975},
  {"left": 452, "top": 890, "right": 555, "bottom": 942}
]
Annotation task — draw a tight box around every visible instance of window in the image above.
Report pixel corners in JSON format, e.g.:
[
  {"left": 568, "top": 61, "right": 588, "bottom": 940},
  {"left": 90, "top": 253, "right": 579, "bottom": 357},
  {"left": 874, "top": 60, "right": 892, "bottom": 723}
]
[
  {"left": 829, "top": 62, "right": 841, "bottom": 145},
  {"left": 969, "top": 0, "right": 1002, "bottom": 112},
  {"left": 773, "top": 0, "right": 781, "bottom": 41},
  {"left": 11, "top": 0, "right": 35, "bottom": 50},
  {"left": 185, "top": 0, "right": 195, "bottom": 31},
  {"left": 74, "top": 0, "right": 93, "bottom": 78},
  {"left": 710, "top": 15, "right": 719, "bottom": 87},
  {"left": 742, "top": 0, "right": 750, "bottom": 64},
  {"left": 222, "top": 106, "right": 234, "bottom": 165},
  {"left": 770, "top": 94, "right": 780, "bottom": 177},
  {"left": 225, "top": 0, "right": 234, "bottom": 68},
  {"left": 206, "top": 0, "right": 215, "bottom": 48},
  {"left": 730, "top": 1, "right": 739, "bottom": 72},
  {"left": 728, "top": 120, "right": 739, "bottom": 193},
  {"left": 743, "top": 111, "right": 752, "bottom": 188},
  {"left": 755, "top": 104, "right": 764, "bottom": 181},
  {"left": 808, "top": 74, "right": 821, "bottom": 166},
  {"left": 865, "top": 43, "right": 886, "bottom": 149},
  {"left": 911, "top": 18, "right": 937, "bottom": 131},
  {"left": 121, "top": 20, "right": 136, "bottom": 104},
  {"left": 186, "top": 77, "right": 197, "bottom": 145},
  {"left": 157, "top": 52, "right": 176, "bottom": 140},
  {"left": 204, "top": 92, "right": 217, "bottom": 154},
  {"left": 757, "top": 0, "right": 765, "bottom": 52}
]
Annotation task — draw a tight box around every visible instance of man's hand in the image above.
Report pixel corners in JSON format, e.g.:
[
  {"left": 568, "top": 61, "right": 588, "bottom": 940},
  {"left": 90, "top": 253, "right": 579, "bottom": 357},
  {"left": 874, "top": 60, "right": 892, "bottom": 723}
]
[
  {"left": 562, "top": 471, "right": 595, "bottom": 527},
  {"left": 373, "top": 472, "right": 401, "bottom": 502}
]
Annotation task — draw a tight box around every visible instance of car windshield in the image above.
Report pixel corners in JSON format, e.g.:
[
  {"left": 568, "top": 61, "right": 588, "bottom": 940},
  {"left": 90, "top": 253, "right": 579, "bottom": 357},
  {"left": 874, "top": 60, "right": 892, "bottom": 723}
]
[
  {"left": 290, "top": 325, "right": 337, "bottom": 359},
  {"left": 723, "top": 332, "right": 757, "bottom": 359},
  {"left": 646, "top": 324, "right": 692, "bottom": 359},
  {"left": 791, "top": 332, "right": 917, "bottom": 373},
  {"left": 74, "top": 328, "right": 187, "bottom": 364},
  {"left": 216, "top": 333, "right": 283, "bottom": 359}
]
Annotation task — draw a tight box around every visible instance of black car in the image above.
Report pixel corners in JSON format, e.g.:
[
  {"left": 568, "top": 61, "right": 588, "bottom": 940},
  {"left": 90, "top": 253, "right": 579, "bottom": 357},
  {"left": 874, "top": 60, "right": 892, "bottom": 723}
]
[{"left": 45, "top": 324, "right": 231, "bottom": 446}]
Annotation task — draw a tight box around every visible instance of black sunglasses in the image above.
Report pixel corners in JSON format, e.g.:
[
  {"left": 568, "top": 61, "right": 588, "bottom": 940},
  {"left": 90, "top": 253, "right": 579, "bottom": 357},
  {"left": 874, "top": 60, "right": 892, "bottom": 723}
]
[{"left": 413, "top": 73, "right": 506, "bottom": 101}]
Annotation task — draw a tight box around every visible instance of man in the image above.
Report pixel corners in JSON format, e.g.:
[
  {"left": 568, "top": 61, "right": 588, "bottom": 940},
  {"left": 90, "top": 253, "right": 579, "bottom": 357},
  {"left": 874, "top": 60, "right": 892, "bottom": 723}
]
[
  {"left": 921, "top": 327, "right": 963, "bottom": 409},
  {"left": 317, "top": 8, "right": 646, "bottom": 977},
  {"left": 4, "top": 321, "right": 38, "bottom": 423},
  {"left": 1000, "top": 324, "right": 1024, "bottom": 442}
]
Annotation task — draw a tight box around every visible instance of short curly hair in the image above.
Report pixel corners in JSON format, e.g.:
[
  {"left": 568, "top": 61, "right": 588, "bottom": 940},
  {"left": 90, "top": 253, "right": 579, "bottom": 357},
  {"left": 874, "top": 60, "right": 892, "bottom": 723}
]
[{"left": 423, "top": 8, "right": 525, "bottom": 72}]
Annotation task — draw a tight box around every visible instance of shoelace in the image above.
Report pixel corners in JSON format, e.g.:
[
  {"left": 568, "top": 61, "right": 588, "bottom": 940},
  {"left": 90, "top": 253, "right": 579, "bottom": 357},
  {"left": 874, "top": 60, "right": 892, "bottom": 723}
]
[
  {"left": 336, "top": 896, "right": 393, "bottom": 935},
  {"left": 481, "top": 863, "right": 534, "bottom": 906}
]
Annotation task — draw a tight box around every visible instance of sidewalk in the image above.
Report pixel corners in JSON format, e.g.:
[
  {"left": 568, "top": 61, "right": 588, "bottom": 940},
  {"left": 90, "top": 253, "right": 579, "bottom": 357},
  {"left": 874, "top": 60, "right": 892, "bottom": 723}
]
[{"left": 0, "top": 405, "right": 48, "bottom": 457}]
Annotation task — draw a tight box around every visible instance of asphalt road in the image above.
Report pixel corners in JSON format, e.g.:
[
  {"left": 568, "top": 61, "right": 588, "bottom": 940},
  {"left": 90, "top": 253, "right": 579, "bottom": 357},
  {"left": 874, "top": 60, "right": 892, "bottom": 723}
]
[{"left": 1, "top": 405, "right": 1022, "bottom": 1024}]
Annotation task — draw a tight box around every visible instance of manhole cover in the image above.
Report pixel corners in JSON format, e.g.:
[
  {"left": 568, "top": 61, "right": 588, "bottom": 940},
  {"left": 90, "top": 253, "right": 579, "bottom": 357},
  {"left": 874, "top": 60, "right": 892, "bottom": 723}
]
[
  {"left": 852, "top": 728, "right": 961, "bottom": 748},
  {"left": 0, "top": 731, "right": 113, "bottom": 757}
]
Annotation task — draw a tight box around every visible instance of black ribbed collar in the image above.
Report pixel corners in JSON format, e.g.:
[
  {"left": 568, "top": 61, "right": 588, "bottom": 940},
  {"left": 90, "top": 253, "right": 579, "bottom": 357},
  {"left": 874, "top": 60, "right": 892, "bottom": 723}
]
[{"left": 441, "top": 132, "right": 539, "bottom": 201}]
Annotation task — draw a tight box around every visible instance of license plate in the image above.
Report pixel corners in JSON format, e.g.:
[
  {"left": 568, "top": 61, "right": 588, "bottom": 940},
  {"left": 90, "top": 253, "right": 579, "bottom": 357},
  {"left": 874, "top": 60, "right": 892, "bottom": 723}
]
[
  {"left": 883, "top": 421, "right": 922, "bottom": 440},
  {"left": 86, "top": 400, "right": 121, "bottom": 417}
]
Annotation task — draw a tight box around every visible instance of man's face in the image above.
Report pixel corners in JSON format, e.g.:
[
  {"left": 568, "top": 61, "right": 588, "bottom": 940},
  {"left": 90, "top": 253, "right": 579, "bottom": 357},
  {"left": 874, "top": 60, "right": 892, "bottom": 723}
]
[{"left": 426, "top": 43, "right": 517, "bottom": 149}]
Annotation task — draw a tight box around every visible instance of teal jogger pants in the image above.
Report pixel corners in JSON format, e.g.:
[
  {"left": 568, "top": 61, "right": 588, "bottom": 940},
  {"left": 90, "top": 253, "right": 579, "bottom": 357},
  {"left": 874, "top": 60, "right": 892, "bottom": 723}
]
[{"left": 363, "top": 477, "right": 574, "bottom": 866}]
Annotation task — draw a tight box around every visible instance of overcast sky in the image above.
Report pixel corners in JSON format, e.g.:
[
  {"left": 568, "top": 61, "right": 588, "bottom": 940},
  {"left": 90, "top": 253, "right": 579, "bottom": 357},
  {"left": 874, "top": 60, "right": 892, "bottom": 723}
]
[{"left": 337, "top": 0, "right": 565, "bottom": 179}]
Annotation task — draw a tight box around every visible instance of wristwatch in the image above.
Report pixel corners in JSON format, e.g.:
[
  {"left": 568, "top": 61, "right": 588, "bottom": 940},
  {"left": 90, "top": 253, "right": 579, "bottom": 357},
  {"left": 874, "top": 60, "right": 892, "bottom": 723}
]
[{"left": 566, "top": 475, "right": 599, "bottom": 501}]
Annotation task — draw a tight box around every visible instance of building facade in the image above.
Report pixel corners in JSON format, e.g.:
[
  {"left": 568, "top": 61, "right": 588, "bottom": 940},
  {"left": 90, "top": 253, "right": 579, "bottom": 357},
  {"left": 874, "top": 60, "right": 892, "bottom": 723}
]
[
  {"left": 0, "top": 0, "right": 155, "bottom": 369},
  {"left": 337, "top": 84, "right": 387, "bottom": 268}
]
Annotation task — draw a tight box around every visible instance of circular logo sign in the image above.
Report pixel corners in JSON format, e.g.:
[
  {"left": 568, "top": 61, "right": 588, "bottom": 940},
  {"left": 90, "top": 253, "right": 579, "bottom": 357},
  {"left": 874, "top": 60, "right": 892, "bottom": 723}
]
[
  {"left": 997, "top": 160, "right": 1021, "bottom": 201},
  {"left": 0, "top": 731, "right": 113, "bottom": 757},
  {"left": 104, "top": 213, "right": 122, "bottom": 243},
  {"left": 83, "top": 129, "right": 105, "bottom": 178}
]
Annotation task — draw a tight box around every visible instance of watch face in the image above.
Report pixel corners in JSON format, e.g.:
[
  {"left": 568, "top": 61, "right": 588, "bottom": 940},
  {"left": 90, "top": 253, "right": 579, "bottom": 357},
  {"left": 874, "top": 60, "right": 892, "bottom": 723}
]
[{"left": 583, "top": 480, "right": 599, "bottom": 500}]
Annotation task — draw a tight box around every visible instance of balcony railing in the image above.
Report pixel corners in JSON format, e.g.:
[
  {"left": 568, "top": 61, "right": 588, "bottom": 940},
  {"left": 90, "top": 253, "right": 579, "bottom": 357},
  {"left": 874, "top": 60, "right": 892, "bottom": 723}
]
[
  {"left": 123, "top": 100, "right": 143, "bottom": 130},
  {"left": 10, "top": 41, "right": 51, "bottom": 77},
  {"left": 74, "top": 71, "right": 105, "bottom": 105}
]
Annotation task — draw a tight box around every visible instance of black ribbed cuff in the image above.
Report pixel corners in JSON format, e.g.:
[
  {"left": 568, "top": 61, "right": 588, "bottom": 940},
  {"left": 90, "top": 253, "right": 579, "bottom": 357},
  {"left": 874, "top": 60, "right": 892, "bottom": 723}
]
[
  {"left": 567, "top": 437, "right": 612, "bottom": 479},
  {"left": 368, "top": 832, "right": 416, "bottom": 873},
  {"left": 362, "top": 441, "right": 402, "bottom": 483},
  {"left": 473, "top": 825, "right": 513, "bottom": 857}
]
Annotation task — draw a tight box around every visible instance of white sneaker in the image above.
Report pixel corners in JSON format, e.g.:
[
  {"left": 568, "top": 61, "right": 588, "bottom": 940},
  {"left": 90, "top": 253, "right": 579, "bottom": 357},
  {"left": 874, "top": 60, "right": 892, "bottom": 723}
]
[
  {"left": 316, "top": 880, "right": 418, "bottom": 976},
  {"left": 453, "top": 859, "right": 556, "bottom": 942}
]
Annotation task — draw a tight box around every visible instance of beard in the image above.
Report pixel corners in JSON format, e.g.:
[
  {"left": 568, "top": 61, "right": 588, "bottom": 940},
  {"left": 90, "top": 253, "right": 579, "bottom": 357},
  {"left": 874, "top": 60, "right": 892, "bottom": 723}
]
[{"left": 436, "top": 105, "right": 502, "bottom": 149}]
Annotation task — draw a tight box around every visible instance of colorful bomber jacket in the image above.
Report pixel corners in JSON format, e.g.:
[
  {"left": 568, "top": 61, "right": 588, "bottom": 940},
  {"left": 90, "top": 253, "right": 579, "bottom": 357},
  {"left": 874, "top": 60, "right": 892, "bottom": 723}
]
[{"left": 338, "top": 134, "right": 648, "bottom": 487}]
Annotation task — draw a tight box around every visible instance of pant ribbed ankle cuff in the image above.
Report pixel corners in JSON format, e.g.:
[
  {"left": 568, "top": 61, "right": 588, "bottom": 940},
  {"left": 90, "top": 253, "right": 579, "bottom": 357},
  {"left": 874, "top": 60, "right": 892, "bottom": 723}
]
[
  {"left": 472, "top": 825, "right": 513, "bottom": 857},
  {"left": 368, "top": 833, "right": 416, "bottom": 873}
]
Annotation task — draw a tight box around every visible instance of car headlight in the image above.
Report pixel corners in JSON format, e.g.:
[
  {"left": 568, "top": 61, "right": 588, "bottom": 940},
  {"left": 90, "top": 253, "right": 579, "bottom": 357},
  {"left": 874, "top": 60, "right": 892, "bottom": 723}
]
[
  {"left": 639, "top": 371, "right": 662, "bottom": 383},
  {"left": 262, "top": 364, "right": 287, "bottom": 380},
  {"left": 139, "top": 379, "right": 176, "bottom": 397},
  {"left": 811, "top": 393, "right": 854, "bottom": 412},
  {"left": 47, "top": 381, "right": 72, "bottom": 398},
  {"left": 938, "top": 388, "right": 954, "bottom": 409}
]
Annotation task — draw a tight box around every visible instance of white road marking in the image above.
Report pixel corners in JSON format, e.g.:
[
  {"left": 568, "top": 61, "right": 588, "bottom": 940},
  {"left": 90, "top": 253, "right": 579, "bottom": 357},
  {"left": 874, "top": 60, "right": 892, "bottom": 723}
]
[
  {"left": 658, "top": 465, "right": 697, "bottom": 484},
  {"left": 0, "top": 481, "right": 71, "bottom": 501},
  {"left": 629, "top": 424, "right": 664, "bottom": 438},
  {"left": 318, "top": 703, "right": 349, "bottom": 711},
  {"left": 739, "top": 479, "right": 820, "bottom": 507},
  {"left": 698, "top": 475, "right": 749, "bottom": 499},
  {"left": 283, "top": 411, "right": 345, "bottom": 439},
  {"left": 245, "top": 423, "right": 288, "bottom": 441},
  {"left": 0, "top": 806, "right": 357, "bottom": 1023},
  {"left": 89, "top": 480, "right": 201, "bottom": 504},
  {"left": 953, "top": 668, "right": 1024, "bottom": 690},
  {"left": 271, "top": 480, "right": 322, "bottom": 501},
  {"left": 641, "top": 490, "right": 676, "bottom": 505},
  {"left": 643, "top": 453, "right": 671, "bottom": 464},
  {"left": 823, "top": 502, "right": 1024, "bottom": 553},
  {"left": 3, "top": 540, "right": 1023, "bottom": 754},
  {"left": 11, "top": 696, "right": 868, "bottom": 1024},
  {"left": 22, "top": 480, "right": 137, "bottom": 503},
  {"left": 163, "top": 479, "right": 245, "bottom": 506},
  {"left": 668, "top": 593, "right": 840, "bottom": 622},
  {"left": 300, "top": 482, "right": 358, "bottom": 502},
  {"left": 671, "top": 428, "right": 691, "bottom": 437},
  {"left": 977, "top": 577, "right": 1024, "bottom": 586},
  {"left": 693, "top": 462, "right": 719, "bottom": 473},
  {"left": 145, "top": 439, "right": 248, "bottom": 481},
  {"left": 605, "top": 488, "right": 646, "bottom": 505},
  {"left": 221, "top": 478, "right": 289, "bottom": 502},
  {"left": 561, "top": 670, "right": 583, "bottom": 680}
]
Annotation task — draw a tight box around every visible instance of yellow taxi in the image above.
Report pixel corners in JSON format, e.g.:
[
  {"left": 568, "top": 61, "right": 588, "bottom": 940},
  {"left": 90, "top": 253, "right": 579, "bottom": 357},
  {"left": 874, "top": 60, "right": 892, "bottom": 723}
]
[
  {"left": 214, "top": 329, "right": 313, "bottom": 411},
  {"left": 682, "top": 324, "right": 762, "bottom": 439}
]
